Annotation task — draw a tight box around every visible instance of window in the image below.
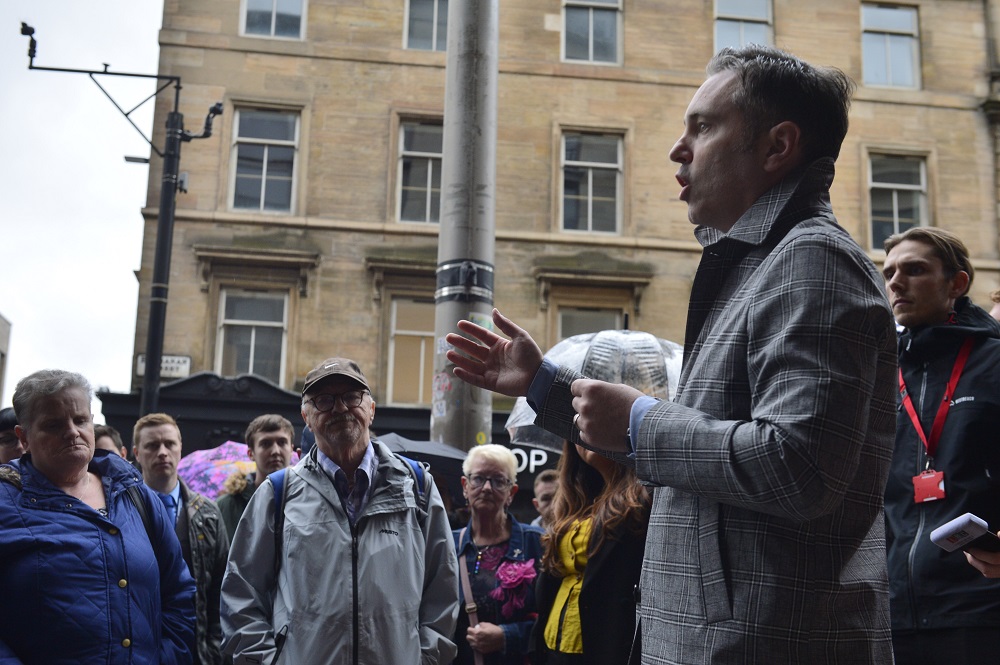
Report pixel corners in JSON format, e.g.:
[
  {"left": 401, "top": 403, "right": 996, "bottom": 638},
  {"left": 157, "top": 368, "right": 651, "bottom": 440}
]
[
  {"left": 564, "top": 0, "right": 620, "bottom": 64},
  {"left": 387, "top": 298, "right": 435, "bottom": 405},
  {"left": 216, "top": 289, "right": 288, "bottom": 385},
  {"left": 232, "top": 109, "right": 299, "bottom": 213},
  {"left": 398, "top": 122, "right": 443, "bottom": 223},
  {"left": 715, "top": 0, "right": 772, "bottom": 51},
  {"left": 407, "top": 0, "right": 448, "bottom": 51},
  {"left": 559, "top": 307, "right": 622, "bottom": 340},
  {"left": 562, "top": 132, "right": 622, "bottom": 233},
  {"left": 862, "top": 4, "right": 920, "bottom": 88},
  {"left": 870, "top": 154, "right": 926, "bottom": 249},
  {"left": 243, "top": 0, "right": 305, "bottom": 38}
]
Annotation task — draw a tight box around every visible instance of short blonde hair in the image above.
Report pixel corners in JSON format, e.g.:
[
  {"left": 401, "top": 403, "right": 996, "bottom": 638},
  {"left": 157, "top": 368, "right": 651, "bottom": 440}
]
[
  {"left": 463, "top": 444, "right": 518, "bottom": 482},
  {"left": 133, "top": 412, "right": 180, "bottom": 448}
]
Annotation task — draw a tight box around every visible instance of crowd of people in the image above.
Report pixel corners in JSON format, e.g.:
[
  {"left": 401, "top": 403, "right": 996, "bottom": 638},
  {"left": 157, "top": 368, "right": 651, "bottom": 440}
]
[{"left": 2, "top": 43, "right": 1000, "bottom": 664}]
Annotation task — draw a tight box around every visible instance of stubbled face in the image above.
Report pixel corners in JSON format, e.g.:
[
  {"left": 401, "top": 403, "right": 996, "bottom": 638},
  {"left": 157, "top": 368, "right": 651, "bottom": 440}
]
[
  {"left": 302, "top": 377, "right": 374, "bottom": 458},
  {"left": 462, "top": 458, "right": 517, "bottom": 517},
  {"left": 136, "top": 423, "right": 183, "bottom": 488},
  {"left": 669, "top": 70, "right": 769, "bottom": 234},
  {"left": 249, "top": 429, "right": 294, "bottom": 476},
  {"left": 532, "top": 480, "right": 557, "bottom": 524},
  {"left": 16, "top": 388, "right": 94, "bottom": 478},
  {"left": 883, "top": 239, "right": 965, "bottom": 329}
]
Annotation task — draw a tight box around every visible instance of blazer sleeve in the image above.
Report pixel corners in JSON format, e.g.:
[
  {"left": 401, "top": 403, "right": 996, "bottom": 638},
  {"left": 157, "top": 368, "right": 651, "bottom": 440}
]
[{"left": 633, "top": 233, "right": 895, "bottom": 521}]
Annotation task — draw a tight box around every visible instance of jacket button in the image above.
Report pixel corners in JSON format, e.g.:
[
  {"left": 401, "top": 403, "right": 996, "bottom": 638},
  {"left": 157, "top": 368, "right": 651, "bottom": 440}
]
[
  {"left": 118, "top": 579, "right": 128, "bottom": 588},
  {"left": 109, "top": 528, "right": 119, "bottom": 535},
  {"left": 121, "top": 638, "right": 131, "bottom": 648}
]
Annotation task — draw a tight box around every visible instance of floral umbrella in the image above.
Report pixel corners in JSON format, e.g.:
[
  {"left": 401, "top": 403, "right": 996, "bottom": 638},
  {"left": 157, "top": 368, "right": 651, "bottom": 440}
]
[
  {"left": 177, "top": 440, "right": 257, "bottom": 500},
  {"left": 504, "top": 329, "right": 683, "bottom": 453}
]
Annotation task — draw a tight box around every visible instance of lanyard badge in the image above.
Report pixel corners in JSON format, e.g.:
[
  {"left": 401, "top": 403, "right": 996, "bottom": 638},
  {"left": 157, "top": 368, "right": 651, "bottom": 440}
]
[
  {"left": 912, "top": 469, "right": 946, "bottom": 503},
  {"left": 898, "top": 337, "right": 975, "bottom": 505}
]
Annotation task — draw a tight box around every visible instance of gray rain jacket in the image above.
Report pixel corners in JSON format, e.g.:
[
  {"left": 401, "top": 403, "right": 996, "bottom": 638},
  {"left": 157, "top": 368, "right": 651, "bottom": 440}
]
[{"left": 220, "top": 441, "right": 459, "bottom": 665}]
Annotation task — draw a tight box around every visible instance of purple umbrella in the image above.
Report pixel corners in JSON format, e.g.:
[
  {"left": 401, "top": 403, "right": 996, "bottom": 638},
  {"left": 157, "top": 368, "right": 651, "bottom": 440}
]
[{"left": 177, "top": 441, "right": 256, "bottom": 499}]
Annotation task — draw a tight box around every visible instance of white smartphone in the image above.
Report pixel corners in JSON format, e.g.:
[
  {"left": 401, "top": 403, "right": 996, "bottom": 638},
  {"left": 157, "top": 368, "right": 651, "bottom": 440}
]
[{"left": 930, "top": 513, "right": 1000, "bottom": 553}]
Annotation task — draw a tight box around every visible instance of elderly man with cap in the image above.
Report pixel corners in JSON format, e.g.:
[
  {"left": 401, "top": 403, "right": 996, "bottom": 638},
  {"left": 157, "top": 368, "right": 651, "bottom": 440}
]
[{"left": 221, "top": 357, "right": 459, "bottom": 665}]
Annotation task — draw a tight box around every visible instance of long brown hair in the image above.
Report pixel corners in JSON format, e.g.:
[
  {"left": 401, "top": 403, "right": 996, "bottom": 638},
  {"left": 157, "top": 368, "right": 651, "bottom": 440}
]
[{"left": 541, "top": 440, "right": 651, "bottom": 575}]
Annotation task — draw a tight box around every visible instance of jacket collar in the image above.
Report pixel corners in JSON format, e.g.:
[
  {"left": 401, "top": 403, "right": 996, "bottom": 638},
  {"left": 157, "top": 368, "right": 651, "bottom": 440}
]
[
  {"left": 694, "top": 157, "right": 835, "bottom": 250},
  {"left": 900, "top": 296, "right": 1000, "bottom": 360},
  {"left": 14, "top": 448, "right": 143, "bottom": 498},
  {"left": 457, "top": 515, "right": 533, "bottom": 561}
]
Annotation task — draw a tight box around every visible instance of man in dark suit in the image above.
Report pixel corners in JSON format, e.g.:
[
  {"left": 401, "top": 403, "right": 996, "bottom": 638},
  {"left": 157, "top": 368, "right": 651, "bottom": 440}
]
[
  {"left": 135, "top": 413, "right": 229, "bottom": 665},
  {"left": 448, "top": 44, "right": 896, "bottom": 663}
]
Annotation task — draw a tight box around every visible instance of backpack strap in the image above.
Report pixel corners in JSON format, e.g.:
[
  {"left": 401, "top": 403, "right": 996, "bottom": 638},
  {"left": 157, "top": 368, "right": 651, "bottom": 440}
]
[
  {"left": 126, "top": 484, "right": 156, "bottom": 546},
  {"left": 397, "top": 455, "right": 430, "bottom": 512},
  {"left": 269, "top": 468, "right": 289, "bottom": 578}
]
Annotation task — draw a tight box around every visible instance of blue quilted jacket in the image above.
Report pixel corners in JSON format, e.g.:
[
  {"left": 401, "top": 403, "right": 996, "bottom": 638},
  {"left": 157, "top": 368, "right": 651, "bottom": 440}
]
[{"left": 0, "top": 449, "right": 196, "bottom": 664}]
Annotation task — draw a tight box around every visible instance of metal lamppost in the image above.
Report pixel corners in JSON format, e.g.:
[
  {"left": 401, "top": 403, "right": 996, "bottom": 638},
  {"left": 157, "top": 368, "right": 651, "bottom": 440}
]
[{"left": 20, "top": 23, "right": 222, "bottom": 415}]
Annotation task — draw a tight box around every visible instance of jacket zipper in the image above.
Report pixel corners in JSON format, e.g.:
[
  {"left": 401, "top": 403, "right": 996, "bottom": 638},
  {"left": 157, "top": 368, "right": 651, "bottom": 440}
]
[
  {"left": 352, "top": 521, "right": 360, "bottom": 665},
  {"left": 904, "top": 362, "right": 930, "bottom": 628}
]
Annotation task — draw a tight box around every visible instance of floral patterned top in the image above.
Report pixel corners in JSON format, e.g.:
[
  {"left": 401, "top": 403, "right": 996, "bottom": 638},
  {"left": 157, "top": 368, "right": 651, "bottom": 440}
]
[{"left": 453, "top": 516, "right": 545, "bottom": 665}]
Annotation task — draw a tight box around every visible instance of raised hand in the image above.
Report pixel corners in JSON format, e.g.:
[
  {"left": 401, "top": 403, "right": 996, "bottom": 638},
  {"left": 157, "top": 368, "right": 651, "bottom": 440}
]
[{"left": 445, "top": 309, "right": 543, "bottom": 398}]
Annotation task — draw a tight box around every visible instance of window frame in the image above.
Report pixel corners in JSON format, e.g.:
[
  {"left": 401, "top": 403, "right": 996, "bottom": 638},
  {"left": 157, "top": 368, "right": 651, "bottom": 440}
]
[
  {"left": 545, "top": 283, "right": 633, "bottom": 349},
  {"left": 214, "top": 288, "right": 290, "bottom": 387},
  {"left": 560, "top": 131, "right": 624, "bottom": 235},
  {"left": 405, "top": 0, "right": 448, "bottom": 52},
  {"left": 229, "top": 107, "right": 301, "bottom": 215},
  {"left": 562, "top": 0, "right": 623, "bottom": 65},
  {"left": 386, "top": 297, "right": 436, "bottom": 406},
  {"left": 861, "top": 3, "right": 921, "bottom": 89},
  {"left": 240, "top": 0, "right": 307, "bottom": 40},
  {"left": 867, "top": 152, "right": 928, "bottom": 250},
  {"left": 397, "top": 120, "right": 444, "bottom": 224},
  {"left": 714, "top": 0, "right": 773, "bottom": 52}
]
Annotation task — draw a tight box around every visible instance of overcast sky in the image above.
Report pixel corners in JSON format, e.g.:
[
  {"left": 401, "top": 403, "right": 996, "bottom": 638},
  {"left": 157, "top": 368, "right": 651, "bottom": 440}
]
[{"left": 1, "top": 0, "right": 165, "bottom": 420}]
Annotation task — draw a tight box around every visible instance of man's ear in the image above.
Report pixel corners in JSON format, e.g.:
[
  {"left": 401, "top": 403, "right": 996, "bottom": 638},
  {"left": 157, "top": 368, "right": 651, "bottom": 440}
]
[
  {"left": 247, "top": 445, "right": 255, "bottom": 460},
  {"left": 14, "top": 425, "right": 28, "bottom": 450},
  {"left": 950, "top": 270, "right": 971, "bottom": 299},
  {"left": 762, "top": 121, "right": 802, "bottom": 174}
]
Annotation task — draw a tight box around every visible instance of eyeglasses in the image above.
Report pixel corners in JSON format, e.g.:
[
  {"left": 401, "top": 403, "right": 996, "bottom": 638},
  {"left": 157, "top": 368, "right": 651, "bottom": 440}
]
[
  {"left": 466, "top": 474, "right": 513, "bottom": 491},
  {"left": 308, "top": 390, "right": 368, "bottom": 412}
]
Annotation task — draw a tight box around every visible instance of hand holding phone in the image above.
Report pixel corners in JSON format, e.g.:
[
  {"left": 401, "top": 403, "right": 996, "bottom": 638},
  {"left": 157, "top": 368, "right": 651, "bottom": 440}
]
[{"left": 930, "top": 513, "right": 1000, "bottom": 553}]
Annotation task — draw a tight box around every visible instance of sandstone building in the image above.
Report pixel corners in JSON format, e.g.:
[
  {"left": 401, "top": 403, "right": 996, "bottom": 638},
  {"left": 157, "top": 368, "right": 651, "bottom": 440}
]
[{"left": 123, "top": 0, "right": 1000, "bottom": 445}]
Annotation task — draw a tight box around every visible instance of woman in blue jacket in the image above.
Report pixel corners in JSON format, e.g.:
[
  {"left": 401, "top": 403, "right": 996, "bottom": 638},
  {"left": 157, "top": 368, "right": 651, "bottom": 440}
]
[
  {"left": 0, "top": 369, "right": 196, "bottom": 664},
  {"left": 453, "top": 444, "right": 544, "bottom": 665}
]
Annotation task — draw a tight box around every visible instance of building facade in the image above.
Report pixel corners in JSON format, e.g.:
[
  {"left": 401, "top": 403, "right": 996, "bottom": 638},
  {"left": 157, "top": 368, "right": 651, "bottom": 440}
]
[{"left": 128, "top": 0, "right": 1000, "bottom": 443}]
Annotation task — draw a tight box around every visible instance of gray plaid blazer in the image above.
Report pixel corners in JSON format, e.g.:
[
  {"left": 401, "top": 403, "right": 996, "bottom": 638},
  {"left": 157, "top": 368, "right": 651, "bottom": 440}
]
[{"left": 536, "top": 159, "right": 897, "bottom": 664}]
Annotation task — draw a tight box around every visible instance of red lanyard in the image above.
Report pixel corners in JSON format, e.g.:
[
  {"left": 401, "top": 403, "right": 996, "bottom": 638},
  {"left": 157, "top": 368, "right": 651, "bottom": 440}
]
[{"left": 898, "top": 337, "right": 975, "bottom": 460}]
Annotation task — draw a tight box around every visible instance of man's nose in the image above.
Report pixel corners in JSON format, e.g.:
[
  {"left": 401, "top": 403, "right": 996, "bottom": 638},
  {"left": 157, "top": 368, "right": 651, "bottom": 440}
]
[{"left": 669, "top": 136, "right": 690, "bottom": 164}]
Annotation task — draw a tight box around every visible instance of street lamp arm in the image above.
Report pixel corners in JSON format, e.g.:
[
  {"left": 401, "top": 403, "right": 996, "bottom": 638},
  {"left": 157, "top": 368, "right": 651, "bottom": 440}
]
[{"left": 182, "top": 102, "right": 224, "bottom": 142}]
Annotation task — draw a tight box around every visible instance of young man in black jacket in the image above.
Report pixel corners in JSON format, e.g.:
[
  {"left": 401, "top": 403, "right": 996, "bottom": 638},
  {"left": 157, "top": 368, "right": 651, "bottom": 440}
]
[{"left": 883, "top": 227, "right": 1000, "bottom": 664}]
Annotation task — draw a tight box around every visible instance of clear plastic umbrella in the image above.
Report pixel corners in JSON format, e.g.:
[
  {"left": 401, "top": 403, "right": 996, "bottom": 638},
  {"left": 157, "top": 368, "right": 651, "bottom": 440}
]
[{"left": 504, "top": 330, "right": 683, "bottom": 453}]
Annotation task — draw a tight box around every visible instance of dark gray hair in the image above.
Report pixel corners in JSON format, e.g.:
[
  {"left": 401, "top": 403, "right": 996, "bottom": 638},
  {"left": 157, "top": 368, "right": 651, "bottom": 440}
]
[
  {"left": 12, "top": 369, "right": 92, "bottom": 432},
  {"left": 708, "top": 44, "right": 855, "bottom": 163}
]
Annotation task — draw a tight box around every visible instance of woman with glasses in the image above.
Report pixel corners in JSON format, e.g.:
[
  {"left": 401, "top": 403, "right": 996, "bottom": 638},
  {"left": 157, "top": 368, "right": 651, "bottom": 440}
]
[{"left": 453, "top": 444, "right": 543, "bottom": 665}]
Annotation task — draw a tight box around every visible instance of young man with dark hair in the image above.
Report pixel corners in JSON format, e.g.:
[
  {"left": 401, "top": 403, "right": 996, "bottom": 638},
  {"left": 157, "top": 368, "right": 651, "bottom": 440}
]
[
  {"left": 883, "top": 227, "right": 1000, "bottom": 664},
  {"left": 217, "top": 413, "right": 295, "bottom": 543}
]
